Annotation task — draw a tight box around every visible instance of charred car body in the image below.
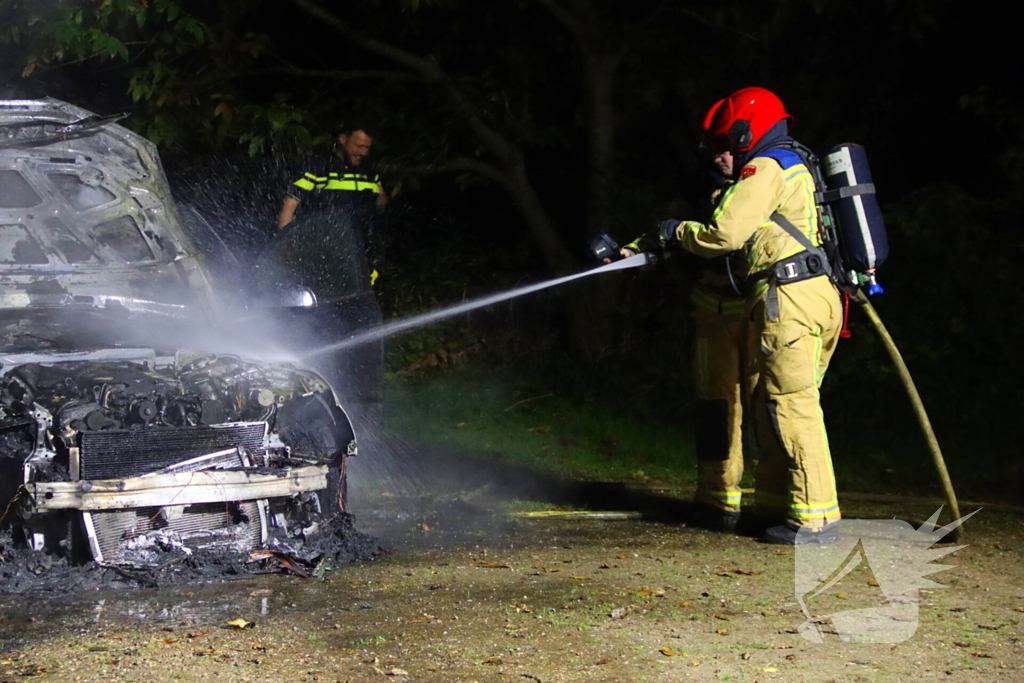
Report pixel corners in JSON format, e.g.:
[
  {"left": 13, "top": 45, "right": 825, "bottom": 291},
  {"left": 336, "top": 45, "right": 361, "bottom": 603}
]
[{"left": 0, "top": 99, "right": 363, "bottom": 571}]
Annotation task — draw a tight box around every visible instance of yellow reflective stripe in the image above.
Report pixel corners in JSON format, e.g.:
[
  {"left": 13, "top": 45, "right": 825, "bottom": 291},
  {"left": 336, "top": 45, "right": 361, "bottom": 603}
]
[
  {"left": 785, "top": 164, "right": 821, "bottom": 246},
  {"left": 790, "top": 501, "right": 840, "bottom": 518},
  {"left": 712, "top": 182, "right": 742, "bottom": 221},
  {"left": 292, "top": 178, "right": 316, "bottom": 191},
  {"left": 705, "top": 490, "right": 743, "bottom": 504},
  {"left": 324, "top": 179, "right": 381, "bottom": 193},
  {"left": 812, "top": 325, "right": 825, "bottom": 386},
  {"left": 304, "top": 172, "right": 327, "bottom": 182}
]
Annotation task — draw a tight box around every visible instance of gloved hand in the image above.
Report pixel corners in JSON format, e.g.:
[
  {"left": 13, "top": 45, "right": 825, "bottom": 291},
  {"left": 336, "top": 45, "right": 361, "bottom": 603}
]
[{"left": 658, "top": 219, "right": 681, "bottom": 244}]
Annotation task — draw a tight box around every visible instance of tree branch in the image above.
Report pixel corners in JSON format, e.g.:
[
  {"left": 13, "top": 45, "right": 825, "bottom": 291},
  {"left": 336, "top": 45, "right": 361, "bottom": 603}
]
[
  {"left": 288, "top": 0, "right": 518, "bottom": 165},
  {"left": 388, "top": 157, "right": 518, "bottom": 196},
  {"left": 242, "top": 67, "right": 416, "bottom": 82}
]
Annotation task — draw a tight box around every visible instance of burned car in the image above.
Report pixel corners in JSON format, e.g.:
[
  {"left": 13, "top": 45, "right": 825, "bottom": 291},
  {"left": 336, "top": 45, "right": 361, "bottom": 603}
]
[{"left": 0, "top": 99, "right": 365, "bottom": 572}]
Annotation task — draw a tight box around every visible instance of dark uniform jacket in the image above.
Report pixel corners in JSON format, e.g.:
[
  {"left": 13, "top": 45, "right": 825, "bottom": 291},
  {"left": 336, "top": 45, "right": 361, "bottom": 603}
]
[{"left": 287, "top": 153, "right": 384, "bottom": 247}]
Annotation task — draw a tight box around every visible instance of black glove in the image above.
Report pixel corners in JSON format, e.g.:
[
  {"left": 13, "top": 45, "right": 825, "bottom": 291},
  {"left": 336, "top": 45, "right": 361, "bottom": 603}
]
[{"left": 658, "top": 219, "right": 681, "bottom": 244}]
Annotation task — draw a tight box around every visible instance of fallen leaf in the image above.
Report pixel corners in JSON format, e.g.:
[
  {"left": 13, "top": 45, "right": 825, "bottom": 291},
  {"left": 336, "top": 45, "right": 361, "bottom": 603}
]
[
  {"left": 632, "top": 587, "right": 664, "bottom": 597},
  {"left": 741, "top": 652, "right": 753, "bottom": 660},
  {"left": 660, "top": 647, "right": 677, "bottom": 656},
  {"left": 971, "top": 652, "right": 994, "bottom": 659},
  {"left": 609, "top": 608, "right": 628, "bottom": 619},
  {"left": 249, "top": 589, "right": 273, "bottom": 598},
  {"left": 763, "top": 667, "right": 779, "bottom": 672},
  {"left": 225, "top": 619, "right": 255, "bottom": 630},
  {"left": 731, "top": 568, "right": 762, "bottom": 576},
  {"left": 481, "top": 656, "right": 503, "bottom": 664},
  {"left": 715, "top": 614, "right": 731, "bottom": 621},
  {"left": 688, "top": 660, "right": 701, "bottom": 667},
  {"left": 836, "top": 593, "right": 848, "bottom": 599},
  {"left": 571, "top": 576, "right": 591, "bottom": 581},
  {"left": 716, "top": 628, "right": 730, "bottom": 635},
  {"left": 162, "top": 638, "right": 179, "bottom": 644},
  {"left": 386, "top": 667, "right": 409, "bottom": 676},
  {"left": 953, "top": 641, "right": 971, "bottom": 648},
  {"left": 774, "top": 644, "right": 794, "bottom": 649},
  {"left": 510, "top": 604, "right": 530, "bottom": 613},
  {"left": 16, "top": 664, "right": 48, "bottom": 677},
  {"left": 678, "top": 600, "right": 691, "bottom": 608},
  {"left": 867, "top": 578, "right": 880, "bottom": 587},
  {"left": 1016, "top": 607, "right": 1024, "bottom": 613},
  {"left": 599, "top": 564, "right": 618, "bottom": 569},
  {"left": 616, "top": 555, "right": 630, "bottom": 560}
]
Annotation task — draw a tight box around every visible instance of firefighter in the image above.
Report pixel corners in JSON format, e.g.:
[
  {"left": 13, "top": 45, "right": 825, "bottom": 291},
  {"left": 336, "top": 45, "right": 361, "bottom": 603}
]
[
  {"left": 626, "top": 115, "right": 750, "bottom": 532},
  {"left": 627, "top": 88, "right": 842, "bottom": 544},
  {"left": 277, "top": 125, "right": 389, "bottom": 284},
  {"left": 687, "top": 136, "right": 751, "bottom": 531},
  {"left": 684, "top": 88, "right": 842, "bottom": 544}
]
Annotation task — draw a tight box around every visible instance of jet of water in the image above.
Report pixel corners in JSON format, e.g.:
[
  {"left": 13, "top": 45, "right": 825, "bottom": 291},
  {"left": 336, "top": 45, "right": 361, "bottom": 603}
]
[{"left": 301, "top": 253, "right": 654, "bottom": 359}]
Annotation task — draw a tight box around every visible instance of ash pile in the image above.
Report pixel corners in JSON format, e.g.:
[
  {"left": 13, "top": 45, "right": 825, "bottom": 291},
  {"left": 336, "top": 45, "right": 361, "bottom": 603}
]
[{"left": 0, "top": 512, "right": 383, "bottom": 594}]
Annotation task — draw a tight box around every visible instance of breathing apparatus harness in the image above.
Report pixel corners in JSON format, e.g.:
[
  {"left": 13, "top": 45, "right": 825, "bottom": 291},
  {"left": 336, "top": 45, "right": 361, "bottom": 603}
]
[{"left": 743, "top": 139, "right": 889, "bottom": 324}]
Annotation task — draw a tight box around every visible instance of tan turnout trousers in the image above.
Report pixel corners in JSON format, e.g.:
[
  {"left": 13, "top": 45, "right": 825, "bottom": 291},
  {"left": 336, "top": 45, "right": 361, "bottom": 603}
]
[
  {"left": 747, "top": 277, "right": 841, "bottom": 528},
  {"left": 678, "top": 152, "right": 843, "bottom": 529},
  {"left": 692, "top": 292, "right": 749, "bottom": 513}
]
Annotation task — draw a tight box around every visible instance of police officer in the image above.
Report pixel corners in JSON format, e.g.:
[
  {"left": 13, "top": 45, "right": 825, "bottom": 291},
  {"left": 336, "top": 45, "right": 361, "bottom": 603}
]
[{"left": 277, "top": 126, "right": 389, "bottom": 282}]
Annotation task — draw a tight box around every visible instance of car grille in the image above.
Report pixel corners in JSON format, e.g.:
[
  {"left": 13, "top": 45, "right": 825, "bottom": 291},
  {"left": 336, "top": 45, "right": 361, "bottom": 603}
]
[{"left": 78, "top": 422, "right": 268, "bottom": 479}]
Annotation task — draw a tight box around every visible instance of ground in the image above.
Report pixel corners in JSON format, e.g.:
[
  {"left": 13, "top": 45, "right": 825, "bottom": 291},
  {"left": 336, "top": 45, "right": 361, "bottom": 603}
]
[
  {"left": 0, "top": 454, "right": 1021, "bottom": 683},
  {"left": 1, "top": 369, "right": 1021, "bottom": 683}
]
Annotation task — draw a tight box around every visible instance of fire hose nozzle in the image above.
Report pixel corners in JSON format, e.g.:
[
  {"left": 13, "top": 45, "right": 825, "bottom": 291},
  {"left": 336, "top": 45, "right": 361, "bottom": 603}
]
[{"left": 638, "top": 251, "right": 658, "bottom": 267}]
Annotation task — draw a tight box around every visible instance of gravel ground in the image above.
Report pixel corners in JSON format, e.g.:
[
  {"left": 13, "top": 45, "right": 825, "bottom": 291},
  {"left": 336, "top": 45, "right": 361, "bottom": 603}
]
[{"left": 1, "top": 483, "right": 1021, "bottom": 683}]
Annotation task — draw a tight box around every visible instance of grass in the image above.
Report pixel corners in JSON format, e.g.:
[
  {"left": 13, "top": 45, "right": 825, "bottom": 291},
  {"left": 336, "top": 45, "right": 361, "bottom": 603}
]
[{"left": 384, "top": 363, "right": 697, "bottom": 485}]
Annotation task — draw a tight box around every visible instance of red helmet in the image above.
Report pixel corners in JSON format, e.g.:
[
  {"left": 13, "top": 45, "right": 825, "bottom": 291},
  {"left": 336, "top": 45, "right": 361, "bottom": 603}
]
[{"left": 705, "top": 87, "right": 792, "bottom": 153}]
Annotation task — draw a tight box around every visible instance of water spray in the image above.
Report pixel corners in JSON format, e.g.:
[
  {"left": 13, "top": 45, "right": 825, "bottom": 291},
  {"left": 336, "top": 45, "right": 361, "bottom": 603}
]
[{"left": 301, "top": 251, "right": 656, "bottom": 359}]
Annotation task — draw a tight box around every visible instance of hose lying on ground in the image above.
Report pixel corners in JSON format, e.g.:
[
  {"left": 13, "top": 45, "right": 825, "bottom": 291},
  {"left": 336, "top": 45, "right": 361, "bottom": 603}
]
[{"left": 854, "top": 288, "right": 964, "bottom": 541}]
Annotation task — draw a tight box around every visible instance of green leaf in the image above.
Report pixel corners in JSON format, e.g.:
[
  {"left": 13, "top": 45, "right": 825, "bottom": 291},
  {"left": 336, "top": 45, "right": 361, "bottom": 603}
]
[
  {"left": 247, "top": 135, "right": 265, "bottom": 156},
  {"left": 166, "top": 2, "right": 180, "bottom": 22},
  {"left": 107, "top": 36, "right": 129, "bottom": 60}
]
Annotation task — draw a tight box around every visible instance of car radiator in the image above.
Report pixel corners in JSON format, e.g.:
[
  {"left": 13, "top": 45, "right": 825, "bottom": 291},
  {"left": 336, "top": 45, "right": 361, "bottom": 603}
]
[
  {"left": 78, "top": 422, "right": 270, "bottom": 566},
  {"left": 78, "top": 422, "right": 269, "bottom": 478}
]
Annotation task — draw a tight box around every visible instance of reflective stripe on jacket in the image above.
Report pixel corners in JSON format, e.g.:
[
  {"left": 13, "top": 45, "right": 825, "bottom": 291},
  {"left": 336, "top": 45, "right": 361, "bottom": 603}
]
[
  {"left": 288, "top": 166, "right": 382, "bottom": 200},
  {"left": 677, "top": 154, "right": 821, "bottom": 297}
]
